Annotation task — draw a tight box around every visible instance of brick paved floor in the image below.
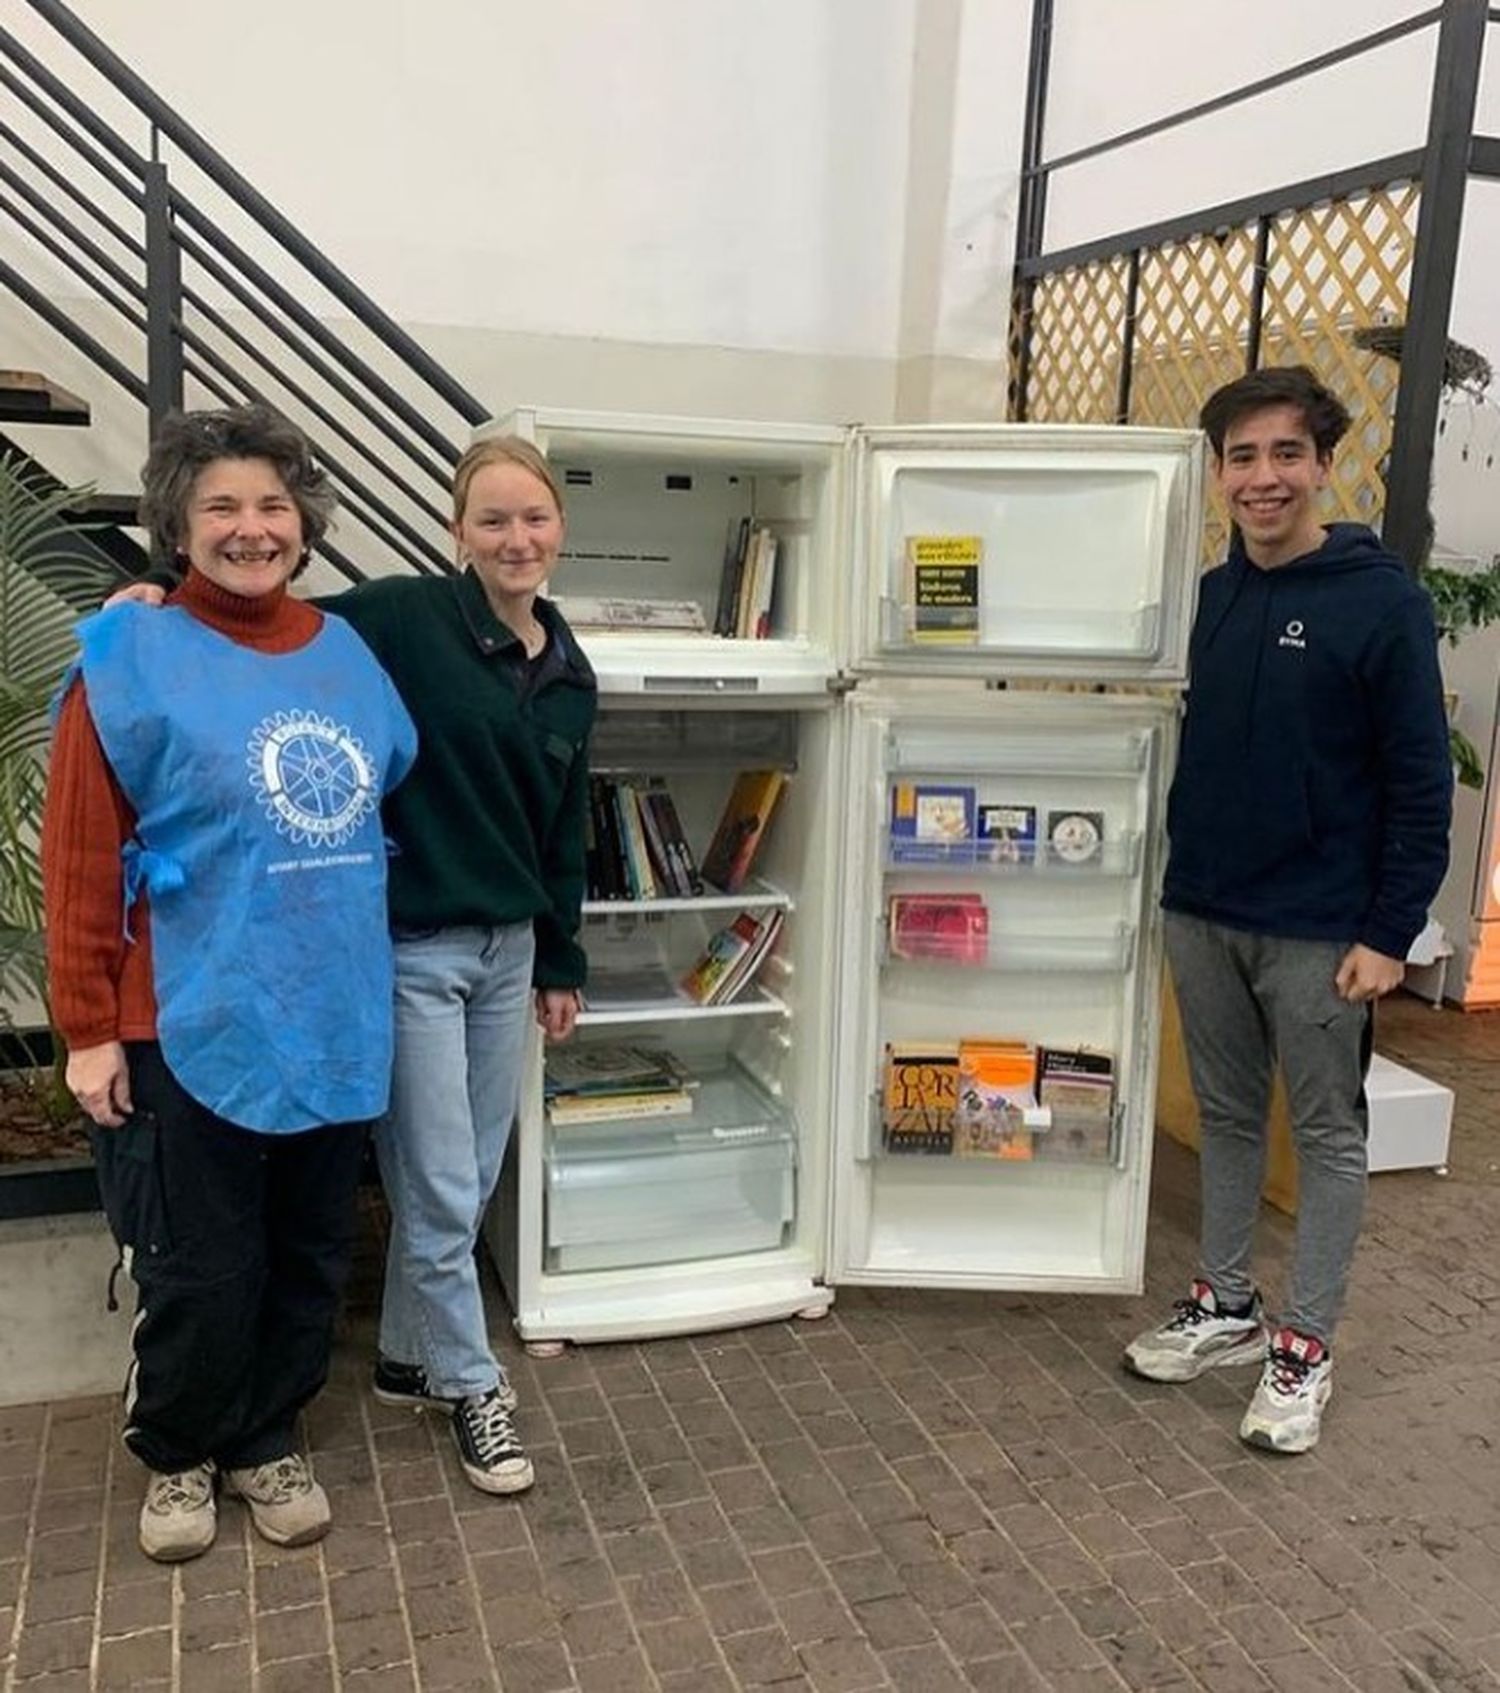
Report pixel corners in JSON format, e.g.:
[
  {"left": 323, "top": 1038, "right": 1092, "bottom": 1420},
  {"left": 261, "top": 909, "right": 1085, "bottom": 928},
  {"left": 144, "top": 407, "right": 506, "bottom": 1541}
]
[{"left": 3, "top": 991, "right": 1498, "bottom": 1692}]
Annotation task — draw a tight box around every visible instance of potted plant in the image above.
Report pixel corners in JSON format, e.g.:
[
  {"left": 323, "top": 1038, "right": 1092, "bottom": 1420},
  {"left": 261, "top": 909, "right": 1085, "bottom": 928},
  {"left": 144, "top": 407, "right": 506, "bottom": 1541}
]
[{"left": 0, "top": 452, "right": 124, "bottom": 1204}]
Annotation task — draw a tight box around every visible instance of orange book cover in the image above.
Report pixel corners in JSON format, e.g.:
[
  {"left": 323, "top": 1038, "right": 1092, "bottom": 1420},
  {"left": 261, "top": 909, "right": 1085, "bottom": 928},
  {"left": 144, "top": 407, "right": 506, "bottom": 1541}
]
[{"left": 954, "top": 1040, "right": 1037, "bottom": 1159}]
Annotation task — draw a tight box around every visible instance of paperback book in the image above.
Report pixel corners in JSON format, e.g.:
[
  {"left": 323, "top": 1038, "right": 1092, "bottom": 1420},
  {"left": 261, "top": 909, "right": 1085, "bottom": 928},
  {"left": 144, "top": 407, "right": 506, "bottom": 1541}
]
[
  {"left": 906, "top": 534, "right": 981, "bottom": 645},
  {"left": 889, "top": 783, "right": 977, "bottom": 864},
  {"left": 977, "top": 802, "right": 1037, "bottom": 866},
  {"left": 882, "top": 1042, "right": 959, "bottom": 1155},
  {"left": 551, "top": 595, "right": 707, "bottom": 633},
  {"left": 1033, "top": 1047, "right": 1116, "bottom": 1162},
  {"left": 953, "top": 1039, "right": 1038, "bottom": 1160},
  {"left": 680, "top": 907, "right": 785, "bottom": 1006},
  {"left": 701, "top": 770, "right": 788, "bottom": 893}
]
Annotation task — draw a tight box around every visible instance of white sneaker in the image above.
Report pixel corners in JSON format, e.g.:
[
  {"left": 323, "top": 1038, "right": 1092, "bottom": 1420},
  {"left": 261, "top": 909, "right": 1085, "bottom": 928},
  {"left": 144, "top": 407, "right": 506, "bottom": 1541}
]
[
  {"left": 1239, "top": 1329, "right": 1332, "bottom": 1454},
  {"left": 1123, "top": 1280, "right": 1267, "bottom": 1382},
  {"left": 223, "top": 1453, "right": 331, "bottom": 1546},
  {"left": 139, "top": 1463, "right": 217, "bottom": 1562}
]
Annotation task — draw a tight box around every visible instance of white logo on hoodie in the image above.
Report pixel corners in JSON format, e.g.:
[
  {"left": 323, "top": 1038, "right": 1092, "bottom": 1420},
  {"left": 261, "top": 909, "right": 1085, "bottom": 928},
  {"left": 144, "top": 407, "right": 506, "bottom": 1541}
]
[{"left": 1277, "top": 619, "right": 1306, "bottom": 651}]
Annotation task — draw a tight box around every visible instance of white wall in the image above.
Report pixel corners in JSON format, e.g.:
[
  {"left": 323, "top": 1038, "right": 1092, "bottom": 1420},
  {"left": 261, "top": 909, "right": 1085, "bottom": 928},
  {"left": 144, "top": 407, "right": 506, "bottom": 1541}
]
[
  {"left": 5, "top": 0, "right": 1030, "bottom": 431},
  {"left": 1041, "top": 1, "right": 1436, "bottom": 255}
]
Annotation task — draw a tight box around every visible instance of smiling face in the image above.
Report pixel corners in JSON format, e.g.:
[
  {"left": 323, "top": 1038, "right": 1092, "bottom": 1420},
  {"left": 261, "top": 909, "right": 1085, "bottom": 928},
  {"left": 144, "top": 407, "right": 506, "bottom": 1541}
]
[
  {"left": 183, "top": 456, "right": 304, "bottom": 598},
  {"left": 453, "top": 460, "right": 565, "bottom": 616},
  {"left": 1215, "top": 403, "right": 1331, "bottom": 569}
]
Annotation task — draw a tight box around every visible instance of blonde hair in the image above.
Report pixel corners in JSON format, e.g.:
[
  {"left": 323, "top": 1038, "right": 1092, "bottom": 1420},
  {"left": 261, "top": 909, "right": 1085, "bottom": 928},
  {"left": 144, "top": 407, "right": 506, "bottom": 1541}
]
[{"left": 451, "top": 435, "right": 564, "bottom": 525}]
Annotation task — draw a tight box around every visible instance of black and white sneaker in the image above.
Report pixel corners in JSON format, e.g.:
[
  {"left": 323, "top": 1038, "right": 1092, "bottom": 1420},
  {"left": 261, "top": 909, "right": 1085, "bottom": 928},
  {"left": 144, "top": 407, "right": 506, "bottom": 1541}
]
[
  {"left": 373, "top": 1356, "right": 518, "bottom": 1415},
  {"left": 452, "top": 1387, "right": 534, "bottom": 1494},
  {"left": 1123, "top": 1280, "right": 1267, "bottom": 1382}
]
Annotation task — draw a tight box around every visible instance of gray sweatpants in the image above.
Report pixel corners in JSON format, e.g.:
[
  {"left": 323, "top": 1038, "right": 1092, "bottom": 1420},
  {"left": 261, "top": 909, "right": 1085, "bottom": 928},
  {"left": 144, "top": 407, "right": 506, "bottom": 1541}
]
[{"left": 1164, "top": 912, "right": 1373, "bottom": 1344}]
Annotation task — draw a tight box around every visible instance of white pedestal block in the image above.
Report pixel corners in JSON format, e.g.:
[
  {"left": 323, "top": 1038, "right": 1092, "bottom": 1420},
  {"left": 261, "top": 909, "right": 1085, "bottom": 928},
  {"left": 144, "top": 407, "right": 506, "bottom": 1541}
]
[
  {"left": 1366, "top": 1053, "right": 1454, "bottom": 1174},
  {"left": 0, "top": 1214, "right": 130, "bottom": 1407}
]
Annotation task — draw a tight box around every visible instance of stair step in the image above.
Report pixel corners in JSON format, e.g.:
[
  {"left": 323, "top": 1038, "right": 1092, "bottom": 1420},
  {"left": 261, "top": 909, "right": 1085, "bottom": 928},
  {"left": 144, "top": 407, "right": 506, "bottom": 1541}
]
[{"left": 0, "top": 370, "right": 90, "bottom": 427}]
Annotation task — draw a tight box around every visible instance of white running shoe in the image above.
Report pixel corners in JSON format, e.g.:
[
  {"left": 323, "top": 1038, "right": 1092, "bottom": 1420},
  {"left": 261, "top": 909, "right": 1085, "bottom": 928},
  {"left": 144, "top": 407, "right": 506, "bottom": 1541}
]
[
  {"left": 1239, "top": 1329, "right": 1332, "bottom": 1454},
  {"left": 1123, "top": 1280, "right": 1268, "bottom": 1383}
]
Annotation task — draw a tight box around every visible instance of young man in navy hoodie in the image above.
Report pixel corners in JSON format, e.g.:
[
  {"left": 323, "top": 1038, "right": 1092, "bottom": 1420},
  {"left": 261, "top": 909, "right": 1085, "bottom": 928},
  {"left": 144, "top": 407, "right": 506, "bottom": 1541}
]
[{"left": 1123, "top": 365, "right": 1452, "bottom": 1453}]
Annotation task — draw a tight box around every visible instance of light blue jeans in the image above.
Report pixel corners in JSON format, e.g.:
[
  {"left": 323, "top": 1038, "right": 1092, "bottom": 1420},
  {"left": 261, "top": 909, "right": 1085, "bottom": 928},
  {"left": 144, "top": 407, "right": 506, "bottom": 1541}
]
[{"left": 373, "top": 922, "right": 535, "bottom": 1399}]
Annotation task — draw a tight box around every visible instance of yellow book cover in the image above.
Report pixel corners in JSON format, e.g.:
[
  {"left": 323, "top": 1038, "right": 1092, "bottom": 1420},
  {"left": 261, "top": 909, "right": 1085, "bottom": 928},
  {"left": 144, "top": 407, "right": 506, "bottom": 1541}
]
[
  {"left": 905, "top": 535, "right": 982, "bottom": 645},
  {"left": 882, "top": 1041, "right": 959, "bottom": 1155}
]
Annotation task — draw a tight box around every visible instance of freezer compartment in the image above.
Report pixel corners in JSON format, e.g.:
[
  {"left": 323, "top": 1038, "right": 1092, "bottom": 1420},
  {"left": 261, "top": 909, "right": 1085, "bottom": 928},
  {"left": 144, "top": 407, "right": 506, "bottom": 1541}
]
[
  {"left": 493, "top": 410, "right": 843, "bottom": 685},
  {"left": 544, "top": 1070, "right": 797, "bottom": 1274}
]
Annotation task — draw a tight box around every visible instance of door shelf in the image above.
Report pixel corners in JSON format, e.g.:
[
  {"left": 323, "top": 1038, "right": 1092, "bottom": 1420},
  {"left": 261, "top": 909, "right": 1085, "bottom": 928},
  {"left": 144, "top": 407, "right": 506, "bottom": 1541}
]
[
  {"left": 577, "top": 984, "right": 791, "bottom": 1028},
  {"left": 878, "top": 597, "right": 1162, "bottom": 660},
  {"left": 869, "top": 1100, "right": 1124, "bottom": 1168},
  {"left": 884, "top": 832, "right": 1141, "bottom": 878},
  {"left": 583, "top": 878, "right": 793, "bottom": 918},
  {"left": 886, "top": 736, "right": 1151, "bottom": 779},
  {"left": 883, "top": 923, "right": 1135, "bottom": 974}
]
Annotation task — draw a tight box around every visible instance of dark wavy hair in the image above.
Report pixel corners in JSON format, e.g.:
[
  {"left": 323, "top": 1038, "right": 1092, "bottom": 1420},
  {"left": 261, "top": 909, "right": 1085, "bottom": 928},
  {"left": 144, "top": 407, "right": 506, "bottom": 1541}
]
[
  {"left": 1199, "top": 366, "right": 1352, "bottom": 461},
  {"left": 138, "top": 404, "right": 336, "bottom": 572}
]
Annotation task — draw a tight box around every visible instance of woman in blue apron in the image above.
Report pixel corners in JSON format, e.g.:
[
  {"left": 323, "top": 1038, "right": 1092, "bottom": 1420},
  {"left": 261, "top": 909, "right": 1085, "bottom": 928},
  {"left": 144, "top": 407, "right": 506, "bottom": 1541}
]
[
  {"left": 43, "top": 406, "right": 416, "bottom": 1562},
  {"left": 102, "top": 435, "right": 598, "bottom": 1501}
]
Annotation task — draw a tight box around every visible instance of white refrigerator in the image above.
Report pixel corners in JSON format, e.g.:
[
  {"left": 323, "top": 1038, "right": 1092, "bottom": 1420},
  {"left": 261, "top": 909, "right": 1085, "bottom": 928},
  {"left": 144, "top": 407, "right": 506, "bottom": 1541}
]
[{"left": 481, "top": 409, "right": 1204, "bottom": 1351}]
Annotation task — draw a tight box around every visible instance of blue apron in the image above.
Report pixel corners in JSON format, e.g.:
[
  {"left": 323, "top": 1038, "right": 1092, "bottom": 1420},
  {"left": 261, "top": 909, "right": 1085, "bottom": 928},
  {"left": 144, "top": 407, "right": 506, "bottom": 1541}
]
[{"left": 73, "top": 603, "right": 417, "bottom": 1133}]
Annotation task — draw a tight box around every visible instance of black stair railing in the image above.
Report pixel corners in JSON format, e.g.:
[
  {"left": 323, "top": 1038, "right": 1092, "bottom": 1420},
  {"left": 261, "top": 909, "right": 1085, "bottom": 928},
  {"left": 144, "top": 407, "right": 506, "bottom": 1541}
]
[{"left": 1, "top": 0, "right": 494, "bottom": 583}]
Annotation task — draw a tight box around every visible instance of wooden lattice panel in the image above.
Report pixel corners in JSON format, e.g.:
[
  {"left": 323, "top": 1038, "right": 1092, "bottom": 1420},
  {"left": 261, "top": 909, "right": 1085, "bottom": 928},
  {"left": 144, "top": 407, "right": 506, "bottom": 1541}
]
[
  {"left": 1128, "top": 228, "right": 1258, "bottom": 433},
  {"left": 1260, "top": 185, "right": 1418, "bottom": 528},
  {"left": 1021, "top": 259, "right": 1130, "bottom": 423}
]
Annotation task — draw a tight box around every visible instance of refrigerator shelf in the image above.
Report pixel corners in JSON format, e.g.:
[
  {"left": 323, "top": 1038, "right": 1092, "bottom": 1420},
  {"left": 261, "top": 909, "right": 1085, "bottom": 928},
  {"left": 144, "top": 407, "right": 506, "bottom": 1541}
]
[
  {"left": 577, "top": 984, "right": 791, "bottom": 1028},
  {"left": 583, "top": 878, "right": 794, "bottom": 918},
  {"left": 883, "top": 832, "right": 1141, "bottom": 877},
  {"left": 883, "top": 923, "right": 1135, "bottom": 974}
]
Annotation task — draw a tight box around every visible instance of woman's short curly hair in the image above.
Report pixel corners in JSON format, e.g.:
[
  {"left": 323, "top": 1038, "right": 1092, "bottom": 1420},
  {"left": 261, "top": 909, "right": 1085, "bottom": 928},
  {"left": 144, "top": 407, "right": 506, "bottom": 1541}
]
[{"left": 138, "top": 404, "right": 336, "bottom": 570}]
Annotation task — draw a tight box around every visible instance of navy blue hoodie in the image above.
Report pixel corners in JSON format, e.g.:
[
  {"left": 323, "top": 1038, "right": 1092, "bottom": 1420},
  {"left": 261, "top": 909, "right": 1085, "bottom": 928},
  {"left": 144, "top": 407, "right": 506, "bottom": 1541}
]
[{"left": 1162, "top": 522, "right": 1451, "bottom": 959}]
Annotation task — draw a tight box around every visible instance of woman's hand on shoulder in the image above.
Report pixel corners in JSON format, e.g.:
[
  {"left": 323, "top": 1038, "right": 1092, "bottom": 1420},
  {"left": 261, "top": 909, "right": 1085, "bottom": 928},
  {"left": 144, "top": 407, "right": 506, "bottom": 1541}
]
[
  {"left": 66, "top": 1041, "right": 133, "bottom": 1126},
  {"left": 534, "top": 989, "right": 580, "bottom": 1044},
  {"left": 104, "top": 583, "right": 166, "bottom": 611}
]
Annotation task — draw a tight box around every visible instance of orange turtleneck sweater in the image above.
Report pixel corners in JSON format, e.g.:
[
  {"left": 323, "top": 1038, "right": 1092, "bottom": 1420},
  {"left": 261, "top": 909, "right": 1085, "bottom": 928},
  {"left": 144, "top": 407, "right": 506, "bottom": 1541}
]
[{"left": 41, "top": 569, "right": 323, "bottom": 1050}]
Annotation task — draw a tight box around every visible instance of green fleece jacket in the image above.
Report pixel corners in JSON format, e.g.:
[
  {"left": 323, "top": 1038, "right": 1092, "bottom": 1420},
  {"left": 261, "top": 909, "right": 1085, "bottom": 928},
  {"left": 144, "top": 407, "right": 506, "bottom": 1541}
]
[{"left": 323, "top": 570, "right": 597, "bottom": 989}]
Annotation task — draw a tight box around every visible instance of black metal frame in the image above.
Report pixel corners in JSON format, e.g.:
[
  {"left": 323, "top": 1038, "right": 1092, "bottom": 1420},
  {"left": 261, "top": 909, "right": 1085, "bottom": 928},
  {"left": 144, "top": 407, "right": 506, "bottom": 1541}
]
[
  {"left": 1010, "top": 0, "right": 1496, "bottom": 572},
  {"left": 1, "top": 0, "right": 491, "bottom": 580}
]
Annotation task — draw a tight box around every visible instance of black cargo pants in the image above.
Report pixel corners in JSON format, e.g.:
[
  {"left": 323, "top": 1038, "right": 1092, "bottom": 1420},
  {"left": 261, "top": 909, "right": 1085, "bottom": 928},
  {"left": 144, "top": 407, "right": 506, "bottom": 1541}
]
[{"left": 91, "top": 1043, "right": 369, "bottom": 1474}]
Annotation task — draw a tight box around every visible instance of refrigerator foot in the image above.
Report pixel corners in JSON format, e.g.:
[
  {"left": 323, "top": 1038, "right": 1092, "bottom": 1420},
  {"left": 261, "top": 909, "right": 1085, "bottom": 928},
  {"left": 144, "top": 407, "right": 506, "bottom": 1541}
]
[
  {"left": 524, "top": 1339, "right": 568, "bottom": 1359},
  {"left": 795, "top": 1304, "right": 832, "bottom": 1321}
]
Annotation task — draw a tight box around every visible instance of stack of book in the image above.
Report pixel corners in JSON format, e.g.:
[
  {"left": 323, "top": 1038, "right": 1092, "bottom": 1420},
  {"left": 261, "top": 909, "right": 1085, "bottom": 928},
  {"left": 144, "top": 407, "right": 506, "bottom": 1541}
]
[
  {"left": 713, "top": 519, "right": 780, "bottom": 639},
  {"left": 680, "top": 908, "right": 786, "bottom": 1006},
  {"left": 545, "top": 1042, "right": 697, "bottom": 1125},
  {"left": 587, "top": 776, "right": 703, "bottom": 901}
]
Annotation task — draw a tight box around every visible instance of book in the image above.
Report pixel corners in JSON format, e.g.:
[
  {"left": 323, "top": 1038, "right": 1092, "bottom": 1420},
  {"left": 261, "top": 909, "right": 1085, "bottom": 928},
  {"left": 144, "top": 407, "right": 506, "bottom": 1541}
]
[
  {"left": 701, "top": 769, "right": 788, "bottom": 893},
  {"left": 1046, "top": 809, "right": 1106, "bottom": 867},
  {"left": 889, "top": 782, "right": 976, "bottom": 864},
  {"left": 619, "top": 781, "right": 658, "bottom": 900},
  {"left": 644, "top": 783, "right": 704, "bottom": 896},
  {"left": 588, "top": 776, "right": 625, "bottom": 900},
  {"left": 629, "top": 783, "right": 679, "bottom": 897},
  {"left": 882, "top": 1042, "right": 959, "bottom": 1154},
  {"left": 551, "top": 595, "right": 707, "bottom": 633},
  {"left": 679, "top": 907, "right": 784, "bottom": 1006},
  {"left": 887, "top": 893, "right": 989, "bottom": 964},
  {"left": 548, "top": 1088, "right": 695, "bottom": 1124},
  {"left": 954, "top": 1039, "right": 1038, "bottom": 1160},
  {"left": 545, "top": 1042, "right": 691, "bottom": 1098},
  {"left": 747, "top": 529, "right": 780, "bottom": 640},
  {"left": 977, "top": 803, "right": 1037, "bottom": 866},
  {"left": 906, "top": 534, "right": 981, "bottom": 645},
  {"left": 1034, "top": 1047, "right": 1115, "bottom": 1162},
  {"left": 713, "top": 516, "right": 753, "bottom": 638}
]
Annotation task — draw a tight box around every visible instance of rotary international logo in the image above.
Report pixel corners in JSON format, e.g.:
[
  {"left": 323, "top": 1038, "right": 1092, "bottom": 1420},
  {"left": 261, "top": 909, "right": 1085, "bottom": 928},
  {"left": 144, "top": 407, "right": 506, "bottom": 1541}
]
[{"left": 247, "top": 711, "right": 377, "bottom": 847}]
